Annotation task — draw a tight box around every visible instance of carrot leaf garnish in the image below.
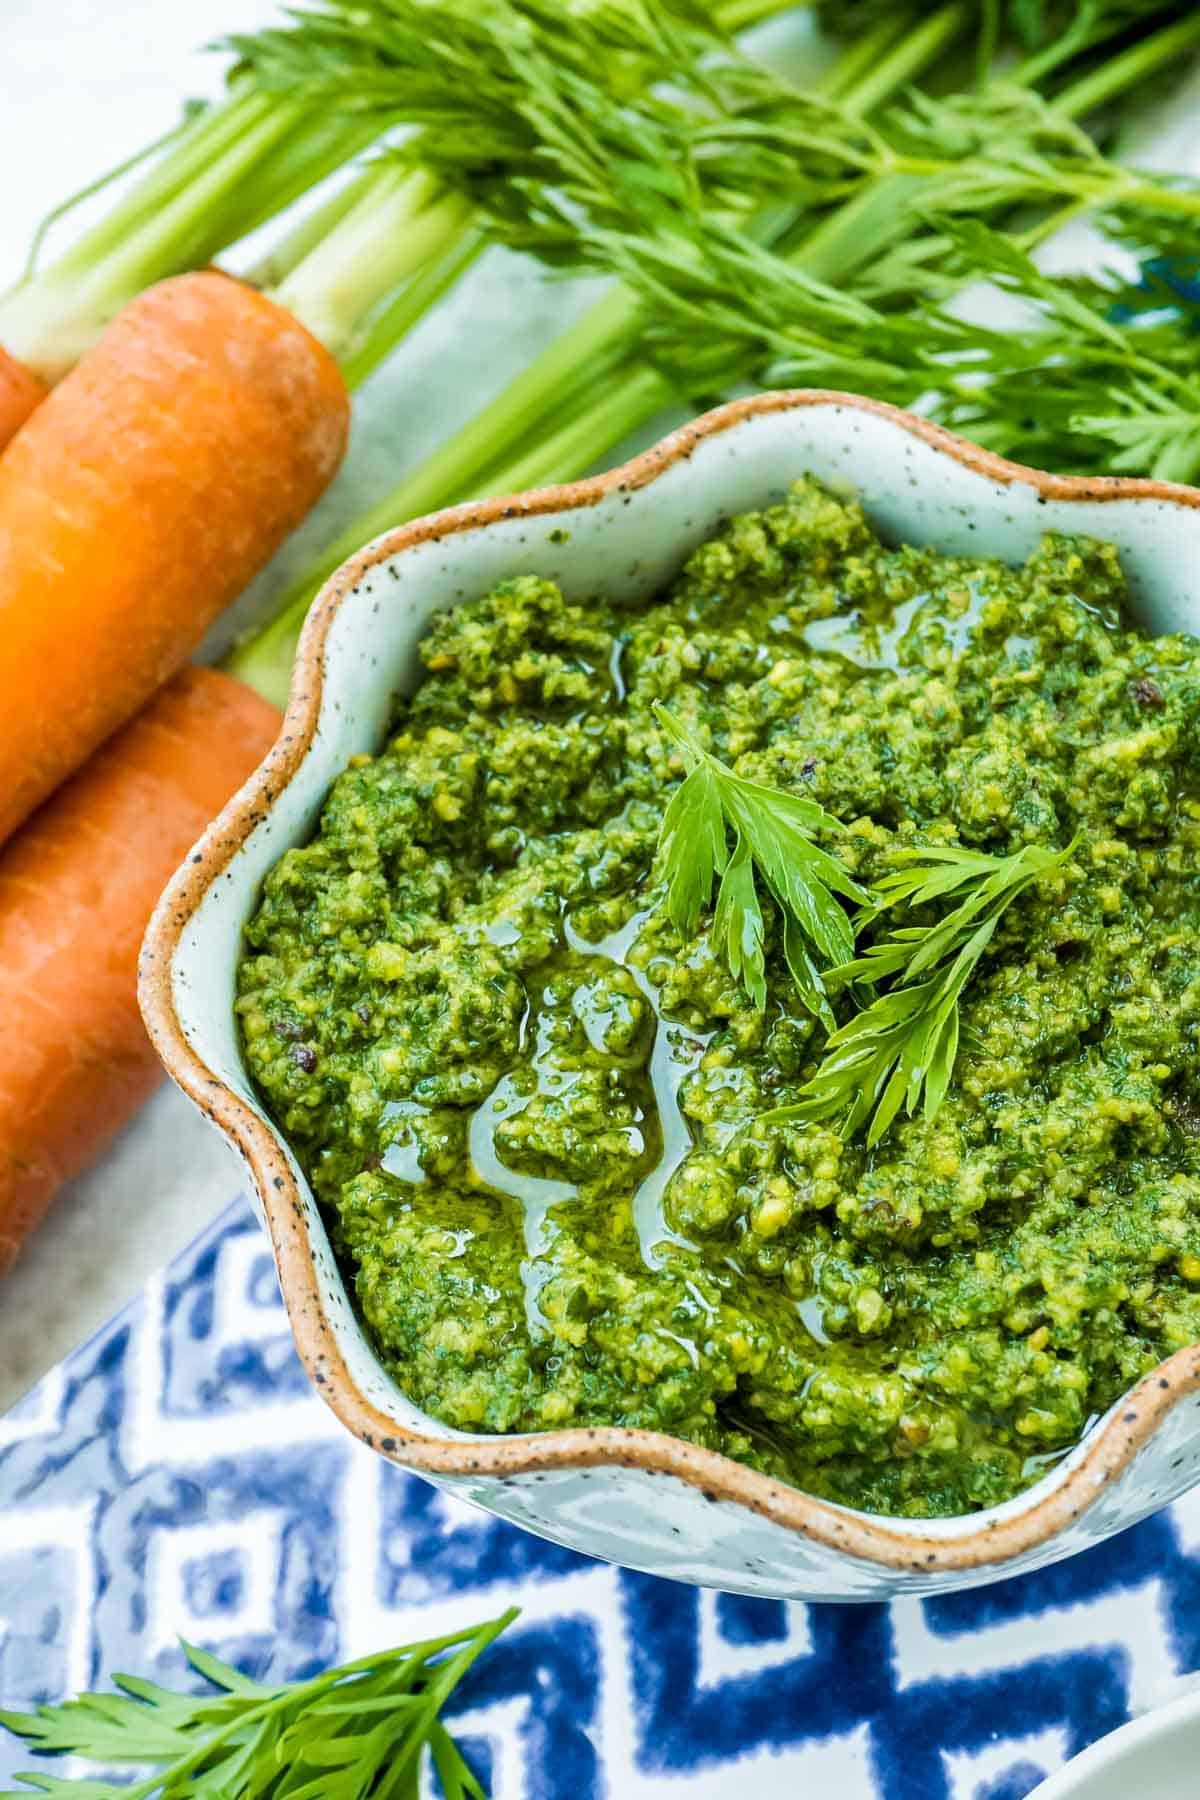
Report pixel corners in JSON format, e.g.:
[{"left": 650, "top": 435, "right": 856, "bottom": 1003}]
[
  {"left": 764, "top": 837, "right": 1078, "bottom": 1145},
  {"left": 654, "top": 704, "right": 868, "bottom": 1026}
]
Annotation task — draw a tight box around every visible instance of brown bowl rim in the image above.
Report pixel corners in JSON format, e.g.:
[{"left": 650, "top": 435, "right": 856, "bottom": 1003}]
[{"left": 140, "top": 388, "right": 1200, "bottom": 1575}]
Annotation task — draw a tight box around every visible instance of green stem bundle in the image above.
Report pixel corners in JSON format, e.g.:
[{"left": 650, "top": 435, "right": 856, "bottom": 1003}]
[
  {"left": 228, "top": 0, "right": 1200, "bottom": 705},
  {"left": 0, "top": 83, "right": 379, "bottom": 383},
  {"left": 271, "top": 166, "right": 475, "bottom": 366},
  {"left": 228, "top": 6, "right": 970, "bottom": 703}
]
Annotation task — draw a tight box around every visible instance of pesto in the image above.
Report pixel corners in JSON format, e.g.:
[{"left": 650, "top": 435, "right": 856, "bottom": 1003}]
[{"left": 237, "top": 480, "right": 1200, "bottom": 1518}]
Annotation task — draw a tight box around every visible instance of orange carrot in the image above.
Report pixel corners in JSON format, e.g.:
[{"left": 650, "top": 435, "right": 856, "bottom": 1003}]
[
  {"left": 0, "top": 269, "right": 348, "bottom": 846},
  {"left": 0, "top": 665, "right": 280, "bottom": 1269},
  {"left": 0, "top": 344, "right": 46, "bottom": 450}
]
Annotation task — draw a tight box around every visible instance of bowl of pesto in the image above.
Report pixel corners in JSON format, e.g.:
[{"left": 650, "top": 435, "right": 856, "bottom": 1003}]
[{"left": 142, "top": 392, "right": 1200, "bottom": 1601}]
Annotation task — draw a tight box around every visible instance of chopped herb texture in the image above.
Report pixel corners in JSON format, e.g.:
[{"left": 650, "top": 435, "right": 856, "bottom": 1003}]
[{"left": 238, "top": 481, "right": 1200, "bottom": 1517}]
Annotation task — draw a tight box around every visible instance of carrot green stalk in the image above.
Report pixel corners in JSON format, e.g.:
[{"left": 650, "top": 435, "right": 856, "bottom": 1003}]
[
  {"left": 0, "top": 0, "right": 801, "bottom": 450},
  {"left": 228, "top": 1, "right": 1200, "bottom": 706},
  {"left": 0, "top": 270, "right": 349, "bottom": 845},
  {"left": 718, "top": 0, "right": 812, "bottom": 25},
  {"left": 240, "top": 162, "right": 390, "bottom": 291},
  {"left": 269, "top": 165, "right": 477, "bottom": 366},
  {"left": 1012, "top": 4, "right": 1200, "bottom": 93},
  {"left": 225, "top": 3, "right": 971, "bottom": 706},
  {"left": 339, "top": 223, "right": 486, "bottom": 390},
  {"left": 780, "top": 9, "right": 1200, "bottom": 292},
  {"left": 817, "top": 10, "right": 938, "bottom": 100},
  {"left": 0, "top": 668, "right": 281, "bottom": 1269},
  {"left": 243, "top": 0, "right": 807, "bottom": 378},
  {"left": 0, "top": 80, "right": 379, "bottom": 396}
]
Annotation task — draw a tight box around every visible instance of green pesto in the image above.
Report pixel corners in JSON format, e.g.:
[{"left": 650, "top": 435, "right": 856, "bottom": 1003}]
[{"left": 237, "top": 480, "right": 1200, "bottom": 1518}]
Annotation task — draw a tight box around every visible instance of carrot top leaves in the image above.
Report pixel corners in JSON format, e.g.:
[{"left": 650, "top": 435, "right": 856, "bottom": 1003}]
[
  {"left": 765, "top": 838, "right": 1079, "bottom": 1145},
  {"left": 654, "top": 705, "right": 867, "bottom": 1026},
  {"left": 654, "top": 710, "right": 1078, "bottom": 1143},
  {"left": 0, "top": 1610, "right": 518, "bottom": 1799}
]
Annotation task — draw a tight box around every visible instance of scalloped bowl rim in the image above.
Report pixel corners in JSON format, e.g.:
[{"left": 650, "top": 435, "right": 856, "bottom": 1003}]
[{"left": 140, "top": 390, "right": 1200, "bottom": 1578}]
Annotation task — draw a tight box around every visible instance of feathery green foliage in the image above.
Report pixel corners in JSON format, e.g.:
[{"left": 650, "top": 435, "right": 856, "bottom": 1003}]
[
  {"left": 822, "top": 0, "right": 1192, "bottom": 65},
  {"left": 656, "top": 721, "right": 1080, "bottom": 1140},
  {"left": 230, "top": 0, "right": 1200, "bottom": 481},
  {"left": 0, "top": 1612, "right": 516, "bottom": 1799},
  {"left": 768, "top": 840, "right": 1078, "bottom": 1144},
  {"left": 655, "top": 707, "right": 867, "bottom": 1024},
  {"left": 930, "top": 218, "right": 1200, "bottom": 482}
]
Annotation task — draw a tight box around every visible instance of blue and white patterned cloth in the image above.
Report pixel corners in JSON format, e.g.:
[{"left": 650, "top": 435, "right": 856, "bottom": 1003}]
[{"left": 1, "top": 1199, "right": 1198, "bottom": 1799}]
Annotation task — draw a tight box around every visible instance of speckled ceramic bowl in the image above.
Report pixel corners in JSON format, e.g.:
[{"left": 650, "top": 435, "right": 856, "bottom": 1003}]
[{"left": 141, "top": 392, "right": 1200, "bottom": 1601}]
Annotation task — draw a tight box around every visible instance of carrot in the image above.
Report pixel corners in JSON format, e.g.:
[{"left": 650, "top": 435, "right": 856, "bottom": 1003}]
[
  {"left": 0, "top": 345, "right": 46, "bottom": 450},
  {"left": 0, "top": 269, "right": 348, "bottom": 847},
  {"left": 0, "top": 665, "right": 280, "bottom": 1270}
]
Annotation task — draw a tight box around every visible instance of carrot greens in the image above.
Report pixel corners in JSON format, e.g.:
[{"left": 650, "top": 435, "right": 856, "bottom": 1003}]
[
  {"left": 0, "top": 1611, "right": 517, "bottom": 1800},
  {"left": 826, "top": 0, "right": 1193, "bottom": 83},
  {"left": 225, "top": 2, "right": 969, "bottom": 704},
  {"left": 651, "top": 718, "right": 1078, "bottom": 1143},
  {"left": 928, "top": 220, "right": 1200, "bottom": 482},
  {"left": 263, "top": 164, "right": 477, "bottom": 373},
  {"left": 764, "top": 841, "right": 1079, "bottom": 1145},
  {"left": 223, "top": 0, "right": 1200, "bottom": 707},
  {"left": 654, "top": 707, "right": 867, "bottom": 1024}
]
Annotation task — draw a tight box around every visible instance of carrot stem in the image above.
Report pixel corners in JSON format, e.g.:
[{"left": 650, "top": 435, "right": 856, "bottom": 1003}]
[
  {"left": 778, "top": 5, "right": 1200, "bottom": 305},
  {"left": 0, "top": 84, "right": 378, "bottom": 383},
  {"left": 225, "top": 14, "right": 957, "bottom": 708},
  {"left": 339, "top": 225, "right": 486, "bottom": 391},
  {"left": 247, "top": 0, "right": 810, "bottom": 382},
  {"left": 271, "top": 165, "right": 476, "bottom": 363},
  {"left": 214, "top": 107, "right": 385, "bottom": 252},
  {"left": 817, "top": 13, "right": 926, "bottom": 101},
  {"left": 717, "top": 0, "right": 814, "bottom": 28},
  {"left": 834, "top": 3, "right": 967, "bottom": 116},
  {"left": 1048, "top": 11, "right": 1200, "bottom": 119},
  {"left": 481, "top": 364, "right": 676, "bottom": 495},
  {"left": 241, "top": 164, "right": 388, "bottom": 291},
  {"left": 17, "top": 106, "right": 207, "bottom": 285}
]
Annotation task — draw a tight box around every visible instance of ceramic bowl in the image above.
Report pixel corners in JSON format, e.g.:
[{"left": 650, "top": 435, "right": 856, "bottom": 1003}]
[
  {"left": 1027, "top": 1683, "right": 1200, "bottom": 1798},
  {"left": 141, "top": 391, "right": 1200, "bottom": 1602}
]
